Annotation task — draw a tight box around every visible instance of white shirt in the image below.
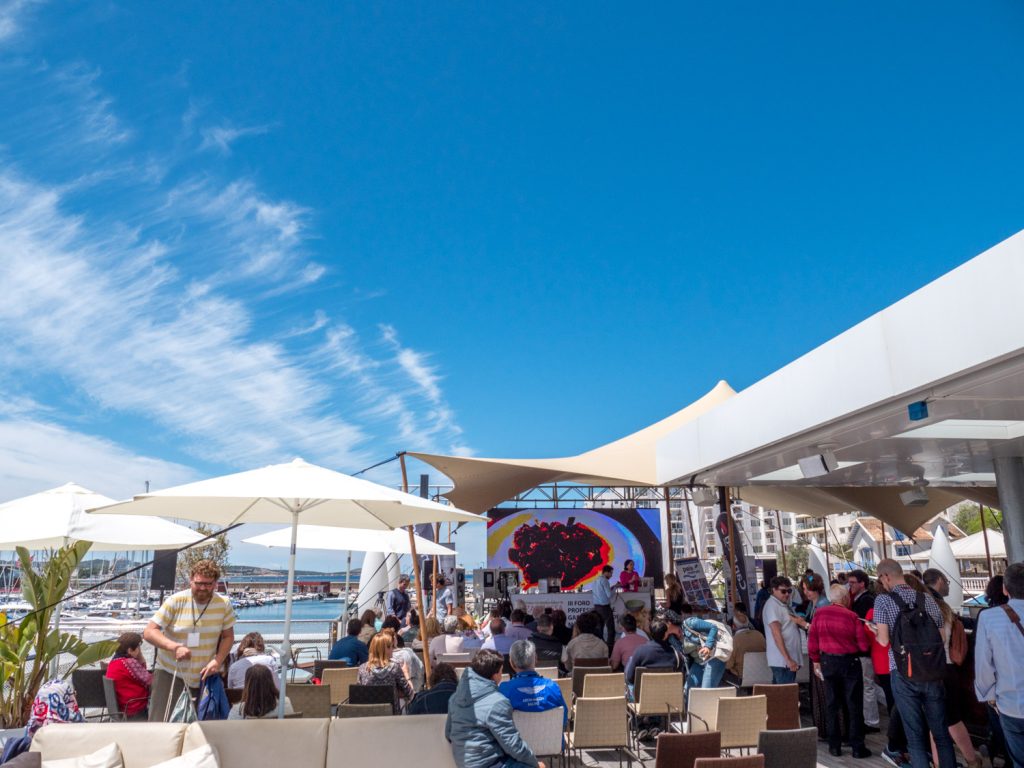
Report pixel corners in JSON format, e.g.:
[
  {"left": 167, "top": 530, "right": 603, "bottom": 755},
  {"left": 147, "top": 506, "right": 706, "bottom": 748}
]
[{"left": 762, "top": 596, "right": 802, "bottom": 669}]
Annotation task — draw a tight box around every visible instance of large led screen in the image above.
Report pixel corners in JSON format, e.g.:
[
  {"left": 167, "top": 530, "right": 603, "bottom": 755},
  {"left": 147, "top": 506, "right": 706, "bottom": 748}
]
[{"left": 487, "top": 507, "right": 663, "bottom": 589}]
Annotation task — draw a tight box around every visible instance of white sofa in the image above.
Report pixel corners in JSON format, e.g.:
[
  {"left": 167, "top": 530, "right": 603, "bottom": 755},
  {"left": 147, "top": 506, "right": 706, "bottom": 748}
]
[{"left": 31, "top": 716, "right": 457, "bottom": 768}]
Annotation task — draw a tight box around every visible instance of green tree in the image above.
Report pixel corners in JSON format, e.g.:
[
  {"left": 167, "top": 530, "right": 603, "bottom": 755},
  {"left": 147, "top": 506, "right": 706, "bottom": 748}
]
[
  {"left": 952, "top": 503, "right": 1002, "bottom": 535},
  {"left": 176, "top": 523, "right": 231, "bottom": 588},
  {"left": 782, "top": 542, "right": 809, "bottom": 581},
  {"left": 0, "top": 543, "right": 118, "bottom": 727}
]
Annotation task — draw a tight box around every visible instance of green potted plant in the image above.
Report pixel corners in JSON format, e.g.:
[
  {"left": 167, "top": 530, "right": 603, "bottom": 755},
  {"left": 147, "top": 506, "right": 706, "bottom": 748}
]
[{"left": 0, "top": 541, "right": 117, "bottom": 728}]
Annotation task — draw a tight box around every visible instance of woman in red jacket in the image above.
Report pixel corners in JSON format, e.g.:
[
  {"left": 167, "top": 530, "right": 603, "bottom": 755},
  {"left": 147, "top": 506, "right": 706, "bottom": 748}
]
[{"left": 105, "top": 632, "right": 152, "bottom": 720}]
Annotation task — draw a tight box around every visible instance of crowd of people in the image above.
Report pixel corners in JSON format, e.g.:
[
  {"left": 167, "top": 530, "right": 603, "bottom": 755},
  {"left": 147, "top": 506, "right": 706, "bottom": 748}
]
[{"left": 5, "top": 554, "right": 1023, "bottom": 768}]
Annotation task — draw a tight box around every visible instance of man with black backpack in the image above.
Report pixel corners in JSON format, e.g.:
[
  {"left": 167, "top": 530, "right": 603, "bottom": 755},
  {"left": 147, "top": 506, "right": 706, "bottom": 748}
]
[{"left": 866, "top": 559, "right": 955, "bottom": 768}]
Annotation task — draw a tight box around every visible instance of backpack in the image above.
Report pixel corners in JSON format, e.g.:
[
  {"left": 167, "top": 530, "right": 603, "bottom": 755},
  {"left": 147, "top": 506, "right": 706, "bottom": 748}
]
[
  {"left": 948, "top": 616, "right": 968, "bottom": 666},
  {"left": 889, "top": 590, "right": 946, "bottom": 682}
]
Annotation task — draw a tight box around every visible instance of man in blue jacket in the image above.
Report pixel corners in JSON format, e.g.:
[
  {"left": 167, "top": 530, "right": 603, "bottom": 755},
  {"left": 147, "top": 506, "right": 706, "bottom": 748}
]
[
  {"left": 446, "top": 649, "right": 546, "bottom": 768},
  {"left": 499, "top": 640, "right": 567, "bottom": 725}
]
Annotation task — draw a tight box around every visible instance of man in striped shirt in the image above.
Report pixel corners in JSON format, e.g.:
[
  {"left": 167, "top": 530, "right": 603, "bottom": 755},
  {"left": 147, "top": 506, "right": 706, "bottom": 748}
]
[{"left": 143, "top": 559, "right": 236, "bottom": 721}]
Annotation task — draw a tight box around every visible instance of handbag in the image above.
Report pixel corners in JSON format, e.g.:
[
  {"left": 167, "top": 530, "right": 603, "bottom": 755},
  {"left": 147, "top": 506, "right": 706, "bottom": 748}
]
[{"left": 163, "top": 666, "right": 198, "bottom": 724}]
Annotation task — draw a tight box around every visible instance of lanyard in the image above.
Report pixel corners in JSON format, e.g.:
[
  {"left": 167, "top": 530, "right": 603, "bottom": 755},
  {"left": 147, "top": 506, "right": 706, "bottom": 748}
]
[{"left": 191, "top": 597, "right": 212, "bottom": 628}]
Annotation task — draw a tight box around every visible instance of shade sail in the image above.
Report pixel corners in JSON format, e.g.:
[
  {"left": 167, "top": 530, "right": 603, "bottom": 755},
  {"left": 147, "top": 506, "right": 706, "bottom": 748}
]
[
  {"left": 243, "top": 525, "right": 456, "bottom": 555},
  {"left": 0, "top": 482, "right": 203, "bottom": 551},
  {"left": 410, "top": 380, "right": 737, "bottom": 513}
]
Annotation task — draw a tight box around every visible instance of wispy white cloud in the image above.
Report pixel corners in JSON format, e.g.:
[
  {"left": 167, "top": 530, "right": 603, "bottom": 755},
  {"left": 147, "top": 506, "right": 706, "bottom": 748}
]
[
  {"left": 0, "top": 0, "right": 36, "bottom": 44},
  {"left": 0, "top": 417, "right": 197, "bottom": 502},
  {"left": 199, "top": 123, "right": 271, "bottom": 155},
  {"left": 50, "top": 63, "right": 133, "bottom": 146}
]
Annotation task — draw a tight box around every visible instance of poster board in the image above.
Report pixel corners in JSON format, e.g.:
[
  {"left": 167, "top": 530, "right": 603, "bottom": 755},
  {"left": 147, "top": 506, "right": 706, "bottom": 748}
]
[{"left": 674, "top": 557, "right": 717, "bottom": 609}]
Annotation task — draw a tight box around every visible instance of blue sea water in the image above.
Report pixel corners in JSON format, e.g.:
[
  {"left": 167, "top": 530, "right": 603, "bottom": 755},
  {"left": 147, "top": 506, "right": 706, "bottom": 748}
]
[{"left": 233, "top": 599, "right": 347, "bottom": 637}]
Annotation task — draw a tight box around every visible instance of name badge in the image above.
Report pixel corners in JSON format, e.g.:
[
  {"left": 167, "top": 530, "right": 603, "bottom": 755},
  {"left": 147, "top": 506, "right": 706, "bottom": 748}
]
[{"left": 187, "top": 631, "right": 200, "bottom": 647}]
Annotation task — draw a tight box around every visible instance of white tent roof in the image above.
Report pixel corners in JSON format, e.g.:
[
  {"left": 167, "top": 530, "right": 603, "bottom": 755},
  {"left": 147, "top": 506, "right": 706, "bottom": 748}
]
[
  {"left": 243, "top": 525, "right": 456, "bottom": 555},
  {"left": 902, "top": 528, "right": 1006, "bottom": 562},
  {"left": 0, "top": 482, "right": 203, "bottom": 551}
]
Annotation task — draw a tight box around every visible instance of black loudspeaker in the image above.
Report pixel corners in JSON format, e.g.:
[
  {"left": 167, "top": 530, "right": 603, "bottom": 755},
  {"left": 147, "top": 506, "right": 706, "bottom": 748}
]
[
  {"left": 150, "top": 550, "right": 178, "bottom": 591},
  {"left": 761, "top": 558, "right": 778, "bottom": 586}
]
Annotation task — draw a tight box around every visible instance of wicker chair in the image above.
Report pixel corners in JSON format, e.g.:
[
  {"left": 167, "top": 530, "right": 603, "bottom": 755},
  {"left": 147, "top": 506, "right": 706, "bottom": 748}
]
[
  {"left": 72, "top": 669, "right": 108, "bottom": 720},
  {"left": 348, "top": 683, "right": 399, "bottom": 714},
  {"left": 735, "top": 652, "right": 772, "bottom": 689},
  {"left": 751, "top": 683, "right": 800, "bottom": 730},
  {"left": 568, "top": 696, "right": 632, "bottom": 768},
  {"left": 556, "top": 678, "right": 572, "bottom": 708},
  {"left": 535, "top": 667, "right": 559, "bottom": 679},
  {"left": 693, "top": 755, "right": 765, "bottom": 768},
  {"left": 757, "top": 727, "right": 817, "bottom": 768},
  {"left": 575, "top": 656, "right": 611, "bottom": 668},
  {"left": 285, "top": 683, "right": 332, "bottom": 718},
  {"left": 627, "top": 671, "right": 684, "bottom": 747},
  {"left": 438, "top": 652, "right": 472, "bottom": 663},
  {"left": 581, "top": 672, "right": 626, "bottom": 699},
  {"left": 686, "top": 687, "right": 735, "bottom": 733},
  {"left": 337, "top": 702, "right": 393, "bottom": 718},
  {"left": 514, "top": 707, "right": 566, "bottom": 767},
  {"left": 313, "top": 659, "right": 347, "bottom": 680},
  {"left": 716, "top": 695, "right": 767, "bottom": 753},
  {"left": 572, "top": 665, "right": 613, "bottom": 698},
  {"left": 654, "top": 731, "right": 722, "bottom": 768},
  {"left": 321, "top": 667, "right": 359, "bottom": 705}
]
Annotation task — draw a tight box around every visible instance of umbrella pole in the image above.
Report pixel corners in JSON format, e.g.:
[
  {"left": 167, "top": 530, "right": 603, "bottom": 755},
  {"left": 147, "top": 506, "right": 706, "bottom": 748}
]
[
  {"left": 407, "top": 525, "right": 432, "bottom": 686},
  {"left": 345, "top": 550, "right": 352, "bottom": 617},
  {"left": 278, "top": 509, "right": 299, "bottom": 719}
]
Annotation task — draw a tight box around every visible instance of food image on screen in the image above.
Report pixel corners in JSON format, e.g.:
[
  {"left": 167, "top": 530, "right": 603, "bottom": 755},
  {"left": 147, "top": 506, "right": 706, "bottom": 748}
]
[
  {"left": 488, "top": 507, "right": 664, "bottom": 590},
  {"left": 507, "top": 517, "right": 610, "bottom": 589}
]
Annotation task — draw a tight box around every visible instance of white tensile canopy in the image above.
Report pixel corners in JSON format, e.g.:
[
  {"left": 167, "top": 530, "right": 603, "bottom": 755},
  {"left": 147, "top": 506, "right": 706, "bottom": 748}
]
[
  {"left": 90, "top": 457, "right": 485, "bottom": 716},
  {"left": 242, "top": 525, "right": 456, "bottom": 555},
  {"left": 0, "top": 482, "right": 203, "bottom": 551}
]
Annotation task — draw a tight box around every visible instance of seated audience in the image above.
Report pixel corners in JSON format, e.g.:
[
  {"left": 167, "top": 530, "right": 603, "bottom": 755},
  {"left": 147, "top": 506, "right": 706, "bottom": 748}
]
[
  {"left": 400, "top": 608, "right": 421, "bottom": 646},
  {"left": 505, "top": 610, "right": 533, "bottom": 641},
  {"left": 105, "top": 631, "right": 152, "bottom": 720},
  {"left": 328, "top": 618, "right": 370, "bottom": 665},
  {"left": 383, "top": 626, "right": 424, "bottom": 692},
  {"left": 499, "top": 640, "right": 567, "bottom": 724},
  {"left": 529, "top": 614, "right": 564, "bottom": 669},
  {"left": 624, "top": 619, "right": 683, "bottom": 685},
  {"left": 563, "top": 611, "right": 609, "bottom": 671},
  {"left": 357, "top": 609, "right": 379, "bottom": 644},
  {"left": 482, "top": 617, "right": 515, "bottom": 655},
  {"left": 227, "top": 631, "right": 279, "bottom": 690},
  {"left": 610, "top": 614, "right": 647, "bottom": 671},
  {"left": 446, "top": 649, "right": 545, "bottom": 768},
  {"left": 430, "top": 615, "right": 468, "bottom": 665},
  {"left": 357, "top": 631, "right": 414, "bottom": 713},
  {"left": 228, "top": 664, "right": 294, "bottom": 719},
  {"left": 408, "top": 663, "right": 460, "bottom": 715},
  {"left": 724, "top": 608, "right": 766, "bottom": 683}
]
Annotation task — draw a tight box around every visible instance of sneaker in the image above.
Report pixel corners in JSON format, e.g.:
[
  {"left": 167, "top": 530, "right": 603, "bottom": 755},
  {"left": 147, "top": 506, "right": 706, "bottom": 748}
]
[
  {"left": 852, "top": 748, "right": 873, "bottom": 759},
  {"left": 883, "top": 748, "right": 908, "bottom": 768}
]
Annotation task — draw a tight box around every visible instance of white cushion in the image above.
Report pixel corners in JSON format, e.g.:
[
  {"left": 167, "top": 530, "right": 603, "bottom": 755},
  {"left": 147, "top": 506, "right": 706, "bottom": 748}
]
[
  {"left": 31, "top": 724, "right": 189, "bottom": 768},
  {"left": 43, "top": 743, "right": 123, "bottom": 768},
  {"left": 149, "top": 746, "right": 219, "bottom": 768}
]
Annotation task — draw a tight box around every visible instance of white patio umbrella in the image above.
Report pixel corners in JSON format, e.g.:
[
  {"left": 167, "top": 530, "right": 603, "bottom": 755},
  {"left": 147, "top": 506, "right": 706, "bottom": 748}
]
[
  {"left": 0, "top": 482, "right": 203, "bottom": 551},
  {"left": 927, "top": 525, "right": 963, "bottom": 614},
  {"left": 90, "top": 457, "right": 485, "bottom": 716},
  {"left": 807, "top": 537, "right": 829, "bottom": 582}
]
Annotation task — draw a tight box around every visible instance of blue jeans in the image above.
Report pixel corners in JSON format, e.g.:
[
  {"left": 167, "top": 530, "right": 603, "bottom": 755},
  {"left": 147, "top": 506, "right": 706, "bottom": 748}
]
[
  {"left": 771, "top": 666, "right": 796, "bottom": 684},
  {"left": 1000, "top": 711, "right": 1024, "bottom": 768},
  {"left": 890, "top": 672, "right": 955, "bottom": 768},
  {"left": 686, "top": 658, "right": 726, "bottom": 693}
]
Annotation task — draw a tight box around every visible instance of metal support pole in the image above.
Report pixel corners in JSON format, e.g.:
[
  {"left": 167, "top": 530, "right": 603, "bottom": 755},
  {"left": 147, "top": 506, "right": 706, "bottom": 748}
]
[
  {"left": 775, "top": 508, "right": 788, "bottom": 576},
  {"left": 684, "top": 488, "right": 701, "bottom": 559},
  {"left": 401, "top": 453, "right": 433, "bottom": 686},
  {"left": 823, "top": 517, "right": 832, "bottom": 579},
  {"left": 662, "top": 486, "right": 674, "bottom": 570},
  {"left": 881, "top": 522, "right": 887, "bottom": 561},
  {"left": 979, "top": 504, "right": 994, "bottom": 578}
]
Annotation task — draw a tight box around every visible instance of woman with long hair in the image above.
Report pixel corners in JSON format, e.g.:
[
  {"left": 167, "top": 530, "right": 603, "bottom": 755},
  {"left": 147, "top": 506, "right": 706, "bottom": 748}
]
[
  {"left": 357, "top": 609, "right": 379, "bottom": 645},
  {"left": 227, "top": 631, "right": 279, "bottom": 690},
  {"left": 228, "top": 664, "right": 294, "bottom": 719},
  {"left": 104, "top": 631, "right": 152, "bottom": 720},
  {"left": 663, "top": 573, "right": 684, "bottom": 613},
  {"left": 357, "top": 631, "right": 414, "bottom": 713},
  {"left": 929, "top": 597, "right": 982, "bottom": 768}
]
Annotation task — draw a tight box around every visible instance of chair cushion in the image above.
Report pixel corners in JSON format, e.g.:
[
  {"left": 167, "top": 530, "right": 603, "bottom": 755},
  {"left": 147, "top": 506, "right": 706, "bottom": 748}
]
[
  {"left": 327, "top": 715, "right": 455, "bottom": 768},
  {"left": 183, "top": 719, "right": 329, "bottom": 768},
  {"left": 149, "top": 746, "right": 219, "bottom": 768},
  {"left": 41, "top": 743, "right": 122, "bottom": 768},
  {"left": 32, "top": 724, "right": 188, "bottom": 768}
]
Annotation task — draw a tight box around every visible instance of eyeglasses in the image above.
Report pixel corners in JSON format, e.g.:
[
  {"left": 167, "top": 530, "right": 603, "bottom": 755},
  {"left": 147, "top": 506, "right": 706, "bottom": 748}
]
[
  {"left": 776, "top": 588, "right": 792, "bottom": 594},
  {"left": 192, "top": 579, "right": 216, "bottom": 587}
]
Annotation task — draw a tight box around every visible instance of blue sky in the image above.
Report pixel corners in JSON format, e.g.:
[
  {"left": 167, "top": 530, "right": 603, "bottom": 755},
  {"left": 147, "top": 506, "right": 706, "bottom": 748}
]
[{"left": 1, "top": 2, "right": 1023, "bottom": 571}]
